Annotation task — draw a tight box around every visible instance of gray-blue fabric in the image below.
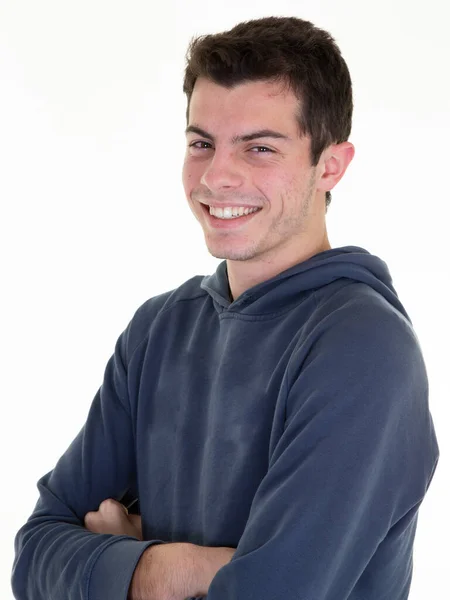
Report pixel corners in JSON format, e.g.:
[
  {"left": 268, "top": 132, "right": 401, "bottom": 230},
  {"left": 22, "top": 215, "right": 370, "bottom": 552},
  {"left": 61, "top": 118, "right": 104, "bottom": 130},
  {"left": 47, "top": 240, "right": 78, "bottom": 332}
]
[{"left": 12, "top": 245, "right": 439, "bottom": 600}]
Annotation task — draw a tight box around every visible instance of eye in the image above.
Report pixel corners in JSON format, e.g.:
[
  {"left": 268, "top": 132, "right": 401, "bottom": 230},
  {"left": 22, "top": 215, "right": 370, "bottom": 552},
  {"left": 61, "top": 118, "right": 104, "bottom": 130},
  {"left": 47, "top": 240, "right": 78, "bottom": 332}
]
[
  {"left": 188, "top": 141, "right": 213, "bottom": 150},
  {"left": 249, "top": 146, "right": 274, "bottom": 153}
]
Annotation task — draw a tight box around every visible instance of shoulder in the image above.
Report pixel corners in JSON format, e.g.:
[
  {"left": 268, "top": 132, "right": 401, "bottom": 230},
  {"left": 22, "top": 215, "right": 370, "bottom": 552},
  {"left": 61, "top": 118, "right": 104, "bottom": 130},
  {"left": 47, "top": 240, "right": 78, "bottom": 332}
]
[
  {"left": 312, "top": 280, "right": 421, "bottom": 353},
  {"left": 123, "top": 274, "right": 208, "bottom": 360},
  {"left": 291, "top": 281, "right": 427, "bottom": 402}
]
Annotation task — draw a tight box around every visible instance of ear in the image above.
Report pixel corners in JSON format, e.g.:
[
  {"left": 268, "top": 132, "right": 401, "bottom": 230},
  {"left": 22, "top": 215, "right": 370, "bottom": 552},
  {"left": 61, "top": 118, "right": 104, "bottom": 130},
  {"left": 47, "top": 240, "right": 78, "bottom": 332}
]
[{"left": 316, "top": 142, "right": 355, "bottom": 194}]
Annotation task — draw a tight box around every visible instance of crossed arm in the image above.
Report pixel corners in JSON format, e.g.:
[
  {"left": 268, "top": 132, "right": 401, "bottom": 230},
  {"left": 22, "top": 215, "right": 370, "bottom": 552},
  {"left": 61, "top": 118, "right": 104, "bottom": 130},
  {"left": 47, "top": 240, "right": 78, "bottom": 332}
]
[
  {"left": 13, "top": 306, "right": 436, "bottom": 600},
  {"left": 84, "top": 499, "right": 235, "bottom": 600}
]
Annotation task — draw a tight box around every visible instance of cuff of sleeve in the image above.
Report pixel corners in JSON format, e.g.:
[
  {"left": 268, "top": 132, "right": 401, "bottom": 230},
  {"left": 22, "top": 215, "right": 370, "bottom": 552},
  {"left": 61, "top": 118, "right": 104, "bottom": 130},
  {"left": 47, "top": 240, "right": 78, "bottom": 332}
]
[{"left": 88, "top": 537, "right": 165, "bottom": 600}]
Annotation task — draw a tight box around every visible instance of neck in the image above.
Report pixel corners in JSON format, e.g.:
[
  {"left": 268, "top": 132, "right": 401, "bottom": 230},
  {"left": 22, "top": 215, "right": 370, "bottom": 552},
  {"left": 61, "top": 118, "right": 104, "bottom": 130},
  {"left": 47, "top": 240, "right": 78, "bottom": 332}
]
[{"left": 227, "top": 231, "right": 331, "bottom": 301}]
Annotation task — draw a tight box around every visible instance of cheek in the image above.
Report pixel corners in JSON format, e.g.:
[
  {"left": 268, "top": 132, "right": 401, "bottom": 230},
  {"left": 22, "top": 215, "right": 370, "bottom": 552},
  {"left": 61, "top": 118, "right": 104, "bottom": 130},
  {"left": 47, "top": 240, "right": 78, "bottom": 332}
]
[
  {"left": 181, "top": 161, "right": 193, "bottom": 192},
  {"left": 182, "top": 158, "right": 200, "bottom": 192},
  {"left": 253, "top": 171, "right": 284, "bottom": 199},
  {"left": 275, "top": 170, "right": 303, "bottom": 196}
]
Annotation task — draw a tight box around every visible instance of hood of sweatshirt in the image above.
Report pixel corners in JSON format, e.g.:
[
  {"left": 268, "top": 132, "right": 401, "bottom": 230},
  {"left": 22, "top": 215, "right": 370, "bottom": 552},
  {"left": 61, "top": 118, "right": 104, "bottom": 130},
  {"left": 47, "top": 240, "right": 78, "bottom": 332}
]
[{"left": 200, "top": 245, "right": 410, "bottom": 321}]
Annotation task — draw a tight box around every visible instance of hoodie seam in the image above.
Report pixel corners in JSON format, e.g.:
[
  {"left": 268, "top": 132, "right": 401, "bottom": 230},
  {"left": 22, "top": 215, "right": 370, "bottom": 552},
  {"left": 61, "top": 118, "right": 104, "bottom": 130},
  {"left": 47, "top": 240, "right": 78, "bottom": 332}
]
[
  {"left": 218, "top": 290, "right": 319, "bottom": 321},
  {"left": 218, "top": 310, "right": 300, "bottom": 322},
  {"left": 148, "top": 288, "right": 312, "bottom": 321},
  {"left": 158, "top": 292, "right": 209, "bottom": 317}
]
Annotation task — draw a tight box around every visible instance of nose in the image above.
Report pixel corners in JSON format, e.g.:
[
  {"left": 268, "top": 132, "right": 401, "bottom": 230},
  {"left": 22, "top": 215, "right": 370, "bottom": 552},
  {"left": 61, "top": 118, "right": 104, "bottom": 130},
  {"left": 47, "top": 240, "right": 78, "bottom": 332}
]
[{"left": 200, "top": 150, "right": 245, "bottom": 192}]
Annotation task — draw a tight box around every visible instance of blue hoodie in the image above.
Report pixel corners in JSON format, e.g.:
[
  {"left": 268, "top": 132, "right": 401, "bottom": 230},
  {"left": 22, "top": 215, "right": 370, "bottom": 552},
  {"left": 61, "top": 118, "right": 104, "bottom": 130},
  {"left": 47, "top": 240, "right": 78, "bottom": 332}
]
[{"left": 12, "top": 246, "right": 439, "bottom": 600}]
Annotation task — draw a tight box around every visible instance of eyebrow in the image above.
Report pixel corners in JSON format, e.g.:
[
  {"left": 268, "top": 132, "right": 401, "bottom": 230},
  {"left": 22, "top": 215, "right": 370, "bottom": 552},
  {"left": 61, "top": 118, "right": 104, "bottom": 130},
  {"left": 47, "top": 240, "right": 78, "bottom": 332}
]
[{"left": 185, "top": 125, "right": 291, "bottom": 143}]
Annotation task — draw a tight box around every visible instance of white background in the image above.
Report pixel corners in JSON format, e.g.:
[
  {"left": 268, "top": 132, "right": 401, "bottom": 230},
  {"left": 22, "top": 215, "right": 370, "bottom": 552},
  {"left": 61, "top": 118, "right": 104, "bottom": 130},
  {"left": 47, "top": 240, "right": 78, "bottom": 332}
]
[{"left": 1, "top": 1, "right": 448, "bottom": 598}]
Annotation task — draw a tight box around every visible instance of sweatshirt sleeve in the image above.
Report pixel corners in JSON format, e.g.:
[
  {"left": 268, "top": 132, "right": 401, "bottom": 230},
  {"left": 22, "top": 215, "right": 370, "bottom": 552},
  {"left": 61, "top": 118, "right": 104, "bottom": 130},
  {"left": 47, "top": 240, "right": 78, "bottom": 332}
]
[
  {"left": 206, "top": 305, "right": 439, "bottom": 599},
  {"left": 11, "top": 319, "right": 164, "bottom": 600}
]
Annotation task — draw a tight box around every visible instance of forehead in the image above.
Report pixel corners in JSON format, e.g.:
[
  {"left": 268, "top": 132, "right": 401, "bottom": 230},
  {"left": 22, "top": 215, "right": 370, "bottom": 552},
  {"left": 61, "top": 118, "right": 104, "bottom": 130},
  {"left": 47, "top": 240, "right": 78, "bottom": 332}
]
[{"left": 188, "top": 77, "right": 300, "bottom": 134}]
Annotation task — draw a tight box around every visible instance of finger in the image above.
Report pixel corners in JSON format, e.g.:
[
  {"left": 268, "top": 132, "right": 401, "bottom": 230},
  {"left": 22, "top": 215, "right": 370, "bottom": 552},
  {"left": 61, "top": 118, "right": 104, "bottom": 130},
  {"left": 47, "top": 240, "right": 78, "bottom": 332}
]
[
  {"left": 84, "top": 511, "right": 94, "bottom": 527},
  {"left": 84, "top": 511, "right": 103, "bottom": 532},
  {"left": 98, "top": 498, "right": 127, "bottom": 518},
  {"left": 100, "top": 498, "right": 128, "bottom": 514}
]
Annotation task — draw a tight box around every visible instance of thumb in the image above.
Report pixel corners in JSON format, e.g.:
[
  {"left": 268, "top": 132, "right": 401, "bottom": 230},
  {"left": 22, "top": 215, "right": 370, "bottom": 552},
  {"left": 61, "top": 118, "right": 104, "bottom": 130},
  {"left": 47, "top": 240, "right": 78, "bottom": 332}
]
[{"left": 98, "top": 498, "right": 128, "bottom": 518}]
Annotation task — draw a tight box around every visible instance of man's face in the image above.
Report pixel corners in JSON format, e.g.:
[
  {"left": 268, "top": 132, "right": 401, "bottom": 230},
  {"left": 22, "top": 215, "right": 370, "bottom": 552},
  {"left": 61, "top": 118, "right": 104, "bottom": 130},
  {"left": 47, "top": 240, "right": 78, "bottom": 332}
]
[{"left": 182, "top": 77, "right": 327, "bottom": 265}]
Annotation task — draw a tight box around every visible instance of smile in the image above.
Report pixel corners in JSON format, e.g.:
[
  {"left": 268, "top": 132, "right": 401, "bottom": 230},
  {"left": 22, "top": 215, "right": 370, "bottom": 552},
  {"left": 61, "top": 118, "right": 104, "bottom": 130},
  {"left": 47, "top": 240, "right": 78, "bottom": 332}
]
[
  {"left": 200, "top": 203, "right": 262, "bottom": 229},
  {"left": 209, "top": 206, "right": 261, "bottom": 220}
]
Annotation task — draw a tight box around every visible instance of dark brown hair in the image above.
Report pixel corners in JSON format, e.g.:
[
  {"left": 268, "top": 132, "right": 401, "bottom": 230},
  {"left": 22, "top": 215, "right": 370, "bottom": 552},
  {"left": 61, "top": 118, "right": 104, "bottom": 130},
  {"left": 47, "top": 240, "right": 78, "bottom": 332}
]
[{"left": 183, "top": 16, "right": 353, "bottom": 209}]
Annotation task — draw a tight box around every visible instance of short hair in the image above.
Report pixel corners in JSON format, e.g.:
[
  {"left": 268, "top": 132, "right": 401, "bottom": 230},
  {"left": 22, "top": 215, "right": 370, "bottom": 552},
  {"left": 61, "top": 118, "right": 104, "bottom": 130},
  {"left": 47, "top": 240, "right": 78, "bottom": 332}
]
[{"left": 183, "top": 16, "right": 353, "bottom": 209}]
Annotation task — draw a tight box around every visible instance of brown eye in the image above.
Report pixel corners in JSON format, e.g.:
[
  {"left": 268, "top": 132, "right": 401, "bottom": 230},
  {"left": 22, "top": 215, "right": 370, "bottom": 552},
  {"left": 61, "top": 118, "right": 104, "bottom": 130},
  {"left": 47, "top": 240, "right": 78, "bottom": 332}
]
[
  {"left": 189, "top": 141, "right": 213, "bottom": 150},
  {"left": 249, "top": 146, "right": 274, "bottom": 153}
]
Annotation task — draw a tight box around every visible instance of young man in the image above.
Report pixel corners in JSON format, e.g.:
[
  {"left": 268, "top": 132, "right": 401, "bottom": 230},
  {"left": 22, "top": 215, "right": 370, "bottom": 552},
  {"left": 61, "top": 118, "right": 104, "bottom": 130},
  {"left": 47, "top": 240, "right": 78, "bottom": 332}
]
[{"left": 12, "top": 16, "right": 439, "bottom": 600}]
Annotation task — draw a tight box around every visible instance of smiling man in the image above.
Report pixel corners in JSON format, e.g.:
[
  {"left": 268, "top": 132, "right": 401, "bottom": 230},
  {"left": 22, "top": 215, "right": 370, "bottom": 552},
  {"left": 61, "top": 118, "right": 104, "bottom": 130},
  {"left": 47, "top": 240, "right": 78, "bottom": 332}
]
[{"left": 12, "top": 16, "right": 439, "bottom": 600}]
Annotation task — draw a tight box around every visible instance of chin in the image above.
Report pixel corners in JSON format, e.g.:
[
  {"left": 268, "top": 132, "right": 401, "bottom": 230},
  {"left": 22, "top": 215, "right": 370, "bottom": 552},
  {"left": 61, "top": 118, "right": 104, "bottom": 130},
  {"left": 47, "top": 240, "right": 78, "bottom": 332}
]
[
  {"left": 204, "top": 233, "right": 262, "bottom": 262},
  {"left": 207, "top": 247, "right": 256, "bottom": 262}
]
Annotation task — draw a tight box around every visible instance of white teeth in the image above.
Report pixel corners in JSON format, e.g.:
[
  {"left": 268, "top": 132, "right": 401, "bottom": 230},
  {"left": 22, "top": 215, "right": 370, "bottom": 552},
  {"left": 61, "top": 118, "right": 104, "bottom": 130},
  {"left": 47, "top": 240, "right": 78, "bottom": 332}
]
[{"left": 209, "top": 206, "right": 260, "bottom": 219}]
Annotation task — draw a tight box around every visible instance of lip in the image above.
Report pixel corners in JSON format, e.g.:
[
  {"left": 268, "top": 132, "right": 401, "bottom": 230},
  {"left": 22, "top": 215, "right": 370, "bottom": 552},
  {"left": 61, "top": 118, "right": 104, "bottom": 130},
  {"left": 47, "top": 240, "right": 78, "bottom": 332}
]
[
  {"left": 201, "top": 202, "right": 260, "bottom": 209},
  {"left": 200, "top": 203, "right": 261, "bottom": 229}
]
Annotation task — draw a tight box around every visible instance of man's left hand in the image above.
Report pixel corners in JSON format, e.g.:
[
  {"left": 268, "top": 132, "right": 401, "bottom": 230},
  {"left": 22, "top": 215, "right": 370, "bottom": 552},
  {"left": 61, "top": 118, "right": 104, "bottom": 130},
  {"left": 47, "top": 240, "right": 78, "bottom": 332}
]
[{"left": 84, "top": 498, "right": 143, "bottom": 540}]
